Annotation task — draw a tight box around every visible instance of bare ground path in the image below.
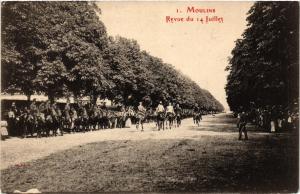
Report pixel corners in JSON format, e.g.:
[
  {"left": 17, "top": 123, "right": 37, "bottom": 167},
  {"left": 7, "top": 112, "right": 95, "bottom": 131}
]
[{"left": 1, "top": 113, "right": 298, "bottom": 192}]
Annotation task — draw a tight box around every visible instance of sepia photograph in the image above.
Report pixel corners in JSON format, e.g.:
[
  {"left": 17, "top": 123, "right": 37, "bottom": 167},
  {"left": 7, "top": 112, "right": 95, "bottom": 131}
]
[{"left": 0, "top": 1, "right": 299, "bottom": 193}]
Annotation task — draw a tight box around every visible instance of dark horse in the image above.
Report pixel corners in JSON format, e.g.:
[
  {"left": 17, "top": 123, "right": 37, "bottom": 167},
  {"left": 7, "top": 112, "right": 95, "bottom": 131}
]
[
  {"left": 165, "top": 112, "right": 175, "bottom": 129},
  {"left": 194, "top": 112, "right": 202, "bottom": 127},
  {"left": 156, "top": 111, "right": 165, "bottom": 131},
  {"left": 175, "top": 112, "right": 182, "bottom": 127}
]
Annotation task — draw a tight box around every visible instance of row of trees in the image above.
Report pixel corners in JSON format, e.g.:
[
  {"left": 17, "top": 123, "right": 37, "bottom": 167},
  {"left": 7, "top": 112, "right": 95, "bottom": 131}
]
[
  {"left": 226, "top": 2, "right": 299, "bottom": 112},
  {"left": 2, "top": 2, "right": 224, "bottom": 111}
]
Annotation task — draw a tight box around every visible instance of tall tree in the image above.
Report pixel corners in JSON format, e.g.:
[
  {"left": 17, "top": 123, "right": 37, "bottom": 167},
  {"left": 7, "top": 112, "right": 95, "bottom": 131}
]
[
  {"left": 1, "top": 2, "right": 112, "bottom": 101},
  {"left": 226, "top": 2, "right": 299, "bottom": 112}
]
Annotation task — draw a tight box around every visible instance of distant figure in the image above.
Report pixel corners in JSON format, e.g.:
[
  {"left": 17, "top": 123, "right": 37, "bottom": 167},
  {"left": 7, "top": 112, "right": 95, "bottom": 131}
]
[
  {"left": 156, "top": 101, "right": 165, "bottom": 113},
  {"left": 136, "top": 102, "right": 146, "bottom": 131},
  {"left": 165, "top": 102, "right": 175, "bottom": 129},
  {"left": 156, "top": 101, "right": 165, "bottom": 130},
  {"left": 237, "top": 112, "right": 248, "bottom": 140},
  {"left": 193, "top": 103, "right": 200, "bottom": 124},
  {"left": 30, "top": 99, "right": 38, "bottom": 117},
  {"left": 7, "top": 107, "right": 16, "bottom": 136},
  {"left": 174, "top": 103, "right": 182, "bottom": 127},
  {"left": 166, "top": 102, "right": 175, "bottom": 114}
]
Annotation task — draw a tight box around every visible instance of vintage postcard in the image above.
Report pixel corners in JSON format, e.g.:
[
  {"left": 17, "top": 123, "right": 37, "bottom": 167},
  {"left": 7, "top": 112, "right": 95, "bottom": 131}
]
[{"left": 1, "top": 1, "right": 299, "bottom": 193}]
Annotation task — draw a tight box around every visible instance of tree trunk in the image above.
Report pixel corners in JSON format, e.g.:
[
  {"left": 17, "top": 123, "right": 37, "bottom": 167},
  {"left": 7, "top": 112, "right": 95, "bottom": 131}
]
[{"left": 26, "top": 94, "right": 31, "bottom": 102}]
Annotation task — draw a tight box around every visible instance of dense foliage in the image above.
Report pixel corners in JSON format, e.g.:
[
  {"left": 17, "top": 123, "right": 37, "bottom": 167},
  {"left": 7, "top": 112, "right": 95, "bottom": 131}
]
[
  {"left": 2, "top": 1, "right": 224, "bottom": 111},
  {"left": 225, "top": 2, "right": 299, "bottom": 112}
]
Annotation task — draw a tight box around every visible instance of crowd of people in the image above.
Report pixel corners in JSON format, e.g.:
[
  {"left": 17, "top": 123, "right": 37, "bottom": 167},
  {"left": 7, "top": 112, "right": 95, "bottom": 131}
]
[
  {"left": 3, "top": 98, "right": 298, "bottom": 140},
  {"left": 236, "top": 104, "right": 299, "bottom": 140},
  {"left": 248, "top": 105, "right": 299, "bottom": 132},
  {"left": 4, "top": 99, "right": 206, "bottom": 138}
]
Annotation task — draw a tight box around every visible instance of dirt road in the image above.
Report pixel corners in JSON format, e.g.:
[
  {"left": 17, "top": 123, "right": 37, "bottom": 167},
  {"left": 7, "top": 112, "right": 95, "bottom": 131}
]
[{"left": 1, "top": 113, "right": 298, "bottom": 192}]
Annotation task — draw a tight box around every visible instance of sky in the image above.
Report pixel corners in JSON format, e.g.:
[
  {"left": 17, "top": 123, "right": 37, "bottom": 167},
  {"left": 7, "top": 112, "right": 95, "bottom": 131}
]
[{"left": 97, "top": 2, "right": 253, "bottom": 110}]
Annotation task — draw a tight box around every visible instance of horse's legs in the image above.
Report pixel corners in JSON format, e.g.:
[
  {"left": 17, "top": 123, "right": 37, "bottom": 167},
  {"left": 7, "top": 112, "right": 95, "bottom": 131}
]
[
  {"left": 136, "top": 119, "right": 139, "bottom": 130},
  {"left": 53, "top": 121, "right": 58, "bottom": 136},
  {"left": 141, "top": 120, "right": 144, "bottom": 132},
  {"left": 30, "top": 123, "right": 34, "bottom": 137},
  {"left": 46, "top": 124, "right": 50, "bottom": 137},
  {"left": 60, "top": 120, "right": 64, "bottom": 136},
  {"left": 36, "top": 123, "right": 41, "bottom": 138},
  {"left": 23, "top": 121, "right": 28, "bottom": 138}
]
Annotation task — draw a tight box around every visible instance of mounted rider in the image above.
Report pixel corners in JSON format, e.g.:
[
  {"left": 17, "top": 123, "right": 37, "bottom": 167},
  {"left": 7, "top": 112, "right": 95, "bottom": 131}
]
[
  {"left": 63, "top": 101, "right": 71, "bottom": 121},
  {"left": 174, "top": 103, "right": 182, "bottom": 126},
  {"left": 174, "top": 104, "right": 182, "bottom": 115},
  {"left": 37, "top": 102, "right": 46, "bottom": 121},
  {"left": 193, "top": 103, "right": 200, "bottom": 113},
  {"left": 30, "top": 99, "right": 38, "bottom": 118},
  {"left": 193, "top": 103, "right": 202, "bottom": 124},
  {"left": 70, "top": 106, "right": 78, "bottom": 130},
  {"left": 137, "top": 102, "right": 146, "bottom": 117},
  {"left": 11, "top": 102, "right": 19, "bottom": 117},
  {"left": 7, "top": 102, "right": 17, "bottom": 136},
  {"left": 54, "top": 103, "right": 62, "bottom": 123},
  {"left": 166, "top": 102, "right": 175, "bottom": 117},
  {"left": 136, "top": 101, "right": 146, "bottom": 131},
  {"left": 156, "top": 101, "right": 165, "bottom": 114}
]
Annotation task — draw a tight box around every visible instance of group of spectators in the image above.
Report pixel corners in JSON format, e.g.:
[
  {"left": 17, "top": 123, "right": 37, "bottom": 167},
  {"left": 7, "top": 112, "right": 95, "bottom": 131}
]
[{"left": 240, "top": 104, "right": 299, "bottom": 133}]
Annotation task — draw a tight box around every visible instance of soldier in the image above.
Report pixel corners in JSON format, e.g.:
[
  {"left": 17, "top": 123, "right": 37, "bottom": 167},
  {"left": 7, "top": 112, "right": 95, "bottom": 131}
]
[
  {"left": 30, "top": 99, "right": 38, "bottom": 117},
  {"left": 193, "top": 103, "right": 200, "bottom": 124},
  {"left": 11, "top": 102, "right": 18, "bottom": 115},
  {"left": 156, "top": 101, "right": 165, "bottom": 130},
  {"left": 156, "top": 101, "right": 165, "bottom": 114},
  {"left": 237, "top": 111, "right": 248, "bottom": 140},
  {"left": 70, "top": 107, "right": 78, "bottom": 131},
  {"left": 174, "top": 103, "right": 182, "bottom": 127},
  {"left": 7, "top": 106, "right": 16, "bottom": 136},
  {"left": 166, "top": 102, "right": 175, "bottom": 115},
  {"left": 136, "top": 102, "right": 146, "bottom": 131},
  {"left": 37, "top": 102, "right": 46, "bottom": 121},
  {"left": 55, "top": 103, "right": 63, "bottom": 135}
]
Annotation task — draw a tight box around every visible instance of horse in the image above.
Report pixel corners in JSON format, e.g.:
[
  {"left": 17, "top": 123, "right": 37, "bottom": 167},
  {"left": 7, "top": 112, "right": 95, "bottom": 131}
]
[
  {"left": 156, "top": 111, "right": 165, "bottom": 131},
  {"left": 62, "top": 108, "right": 72, "bottom": 133},
  {"left": 45, "top": 113, "right": 54, "bottom": 137},
  {"left": 116, "top": 110, "right": 127, "bottom": 128},
  {"left": 36, "top": 112, "right": 46, "bottom": 137},
  {"left": 107, "top": 110, "right": 118, "bottom": 129},
  {"left": 88, "top": 106, "right": 99, "bottom": 131},
  {"left": 78, "top": 106, "right": 89, "bottom": 132},
  {"left": 97, "top": 108, "right": 107, "bottom": 129},
  {"left": 24, "top": 113, "right": 37, "bottom": 138},
  {"left": 165, "top": 112, "right": 175, "bottom": 129},
  {"left": 175, "top": 112, "right": 182, "bottom": 127},
  {"left": 136, "top": 110, "right": 146, "bottom": 131},
  {"left": 16, "top": 111, "right": 32, "bottom": 138},
  {"left": 194, "top": 112, "right": 202, "bottom": 126},
  {"left": 50, "top": 107, "right": 63, "bottom": 136}
]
